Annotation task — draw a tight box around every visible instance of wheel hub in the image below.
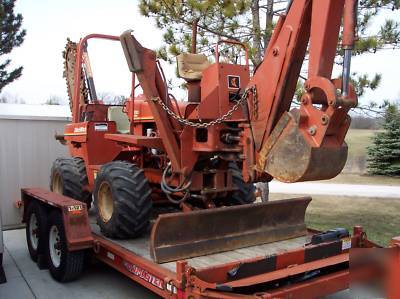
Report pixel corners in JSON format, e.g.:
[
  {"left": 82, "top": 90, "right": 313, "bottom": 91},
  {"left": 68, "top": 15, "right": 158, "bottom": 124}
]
[
  {"left": 52, "top": 172, "right": 63, "bottom": 194},
  {"left": 49, "top": 225, "right": 61, "bottom": 267},
  {"left": 97, "top": 181, "right": 114, "bottom": 223},
  {"left": 29, "top": 213, "right": 39, "bottom": 250}
]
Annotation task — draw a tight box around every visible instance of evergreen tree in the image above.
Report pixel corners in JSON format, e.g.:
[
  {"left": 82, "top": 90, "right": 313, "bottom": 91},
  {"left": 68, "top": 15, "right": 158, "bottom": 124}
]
[
  {"left": 139, "top": 0, "right": 400, "bottom": 64},
  {"left": 0, "top": 0, "right": 26, "bottom": 92},
  {"left": 367, "top": 103, "right": 400, "bottom": 176},
  {"left": 139, "top": 0, "right": 400, "bottom": 97}
]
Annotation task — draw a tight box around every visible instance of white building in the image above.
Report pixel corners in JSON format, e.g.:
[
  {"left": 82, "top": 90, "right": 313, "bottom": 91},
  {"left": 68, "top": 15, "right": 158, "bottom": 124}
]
[{"left": 0, "top": 104, "right": 70, "bottom": 228}]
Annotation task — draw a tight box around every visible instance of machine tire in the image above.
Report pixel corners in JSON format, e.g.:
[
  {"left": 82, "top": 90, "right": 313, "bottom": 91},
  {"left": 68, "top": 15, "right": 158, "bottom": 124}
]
[
  {"left": 26, "top": 202, "right": 48, "bottom": 262},
  {"left": 229, "top": 162, "right": 256, "bottom": 205},
  {"left": 46, "top": 210, "right": 85, "bottom": 282},
  {"left": 50, "top": 157, "right": 92, "bottom": 208},
  {"left": 94, "top": 161, "right": 152, "bottom": 239}
]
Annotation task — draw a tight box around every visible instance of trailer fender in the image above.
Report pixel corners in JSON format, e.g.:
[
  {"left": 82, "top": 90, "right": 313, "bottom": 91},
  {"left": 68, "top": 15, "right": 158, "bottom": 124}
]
[{"left": 21, "top": 188, "right": 93, "bottom": 251}]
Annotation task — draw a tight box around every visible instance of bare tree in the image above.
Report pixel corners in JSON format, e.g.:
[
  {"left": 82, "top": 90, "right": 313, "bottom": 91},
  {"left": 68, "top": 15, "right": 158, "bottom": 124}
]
[
  {"left": 44, "top": 95, "right": 63, "bottom": 105},
  {"left": 0, "top": 92, "right": 25, "bottom": 104}
]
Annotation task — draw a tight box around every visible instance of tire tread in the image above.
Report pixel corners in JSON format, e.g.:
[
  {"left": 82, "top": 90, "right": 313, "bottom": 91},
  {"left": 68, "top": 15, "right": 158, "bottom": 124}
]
[
  {"left": 50, "top": 157, "right": 91, "bottom": 207},
  {"left": 229, "top": 162, "right": 256, "bottom": 205},
  {"left": 94, "top": 161, "right": 152, "bottom": 239}
]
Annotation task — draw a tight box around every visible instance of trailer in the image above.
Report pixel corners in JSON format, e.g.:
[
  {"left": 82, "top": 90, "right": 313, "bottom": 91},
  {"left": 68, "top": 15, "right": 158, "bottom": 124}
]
[{"left": 20, "top": 187, "right": 400, "bottom": 298}]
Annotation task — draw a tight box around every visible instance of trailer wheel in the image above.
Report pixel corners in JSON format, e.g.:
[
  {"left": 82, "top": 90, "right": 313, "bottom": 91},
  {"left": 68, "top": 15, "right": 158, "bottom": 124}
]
[
  {"left": 229, "top": 162, "right": 256, "bottom": 205},
  {"left": 46, "top": 210, "right": 85, "bottom": 282},
  {"left": 26, "top": 202, "right": 48, "bottom": 262},
  {"left": 94, "top": 161, "right": 152, "bottom": 239},
  {"left": 50, "top": 157, "right": 92, "bottom": 208}
]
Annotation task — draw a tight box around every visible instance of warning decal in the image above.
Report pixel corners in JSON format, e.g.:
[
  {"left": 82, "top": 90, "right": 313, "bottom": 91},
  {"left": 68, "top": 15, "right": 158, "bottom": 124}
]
[{"left": 228, "top": 75, "right": 240, "bottom": 89}]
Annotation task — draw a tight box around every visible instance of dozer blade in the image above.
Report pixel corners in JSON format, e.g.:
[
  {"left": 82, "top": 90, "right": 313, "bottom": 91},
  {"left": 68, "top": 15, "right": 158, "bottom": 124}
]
[
  {"left": 257, "top": 110, "right": 348, "bottom": 183},
  {"left": 150, "top": 197, "right": 311, "bottom": 263}
]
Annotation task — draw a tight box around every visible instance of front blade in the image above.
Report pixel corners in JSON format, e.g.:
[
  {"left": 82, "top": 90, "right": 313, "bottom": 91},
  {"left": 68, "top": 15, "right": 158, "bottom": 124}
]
[{"left": 150, "top": 197, "right": 311, "bottom": 263}]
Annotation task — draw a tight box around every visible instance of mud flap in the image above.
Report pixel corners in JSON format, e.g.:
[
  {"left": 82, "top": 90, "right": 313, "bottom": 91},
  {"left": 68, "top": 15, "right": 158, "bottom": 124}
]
[
  {"left": 150, "top": 197, "right": 311, "bottom": 263},
  {"left": 257, "top": 110, "right": 348, "bottom": 183}
]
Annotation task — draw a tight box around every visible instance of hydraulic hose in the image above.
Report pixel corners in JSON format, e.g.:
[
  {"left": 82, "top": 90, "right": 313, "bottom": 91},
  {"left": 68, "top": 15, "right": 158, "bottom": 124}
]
[{"left": 161, "top": 163, "right": 192, "bottom": 204}]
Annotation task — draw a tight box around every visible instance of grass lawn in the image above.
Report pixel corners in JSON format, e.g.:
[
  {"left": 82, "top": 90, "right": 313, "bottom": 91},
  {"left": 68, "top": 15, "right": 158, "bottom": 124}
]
[
  {"left": 320, "top": 173, "right": 400, "bottom": 186},
  {"left": 270, "top": 193, "right": 400, "bottom": 246},
  {"left": 342, "top": 129, "right": 377, "bottom": 174},
  {"left": 345, "top": 129, "right": 377, "bottom": 158},
  {"left": 330, "top": 128, "right": 400, "bottom": 184}
]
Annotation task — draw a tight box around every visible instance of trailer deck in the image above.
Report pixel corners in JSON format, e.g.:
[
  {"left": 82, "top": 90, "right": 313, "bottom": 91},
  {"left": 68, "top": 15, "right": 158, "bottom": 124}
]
[
  {"left": 20, "top": 188, "right": 400, "bottom": 298},
  {"left": 91, "top": 224, "right": 310, "bottom": 272}
]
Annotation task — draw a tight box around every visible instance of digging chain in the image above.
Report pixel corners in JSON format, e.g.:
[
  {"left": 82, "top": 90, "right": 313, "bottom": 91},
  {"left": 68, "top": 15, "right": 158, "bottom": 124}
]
[
  {"left": 63, "top": 39, "right": 88, "bottom": 111},
  {"left": 151, "top": 86, "right": 256, "bottom": 128}
]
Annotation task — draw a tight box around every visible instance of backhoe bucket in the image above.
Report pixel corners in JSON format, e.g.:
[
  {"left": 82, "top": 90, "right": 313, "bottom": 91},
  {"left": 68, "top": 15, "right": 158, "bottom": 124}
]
[
  {"left": 257, "top": 111, "right": 348, "bottom": 183},
  {"left": 150, "top": 197, "right": 311, "bottom": 263}
]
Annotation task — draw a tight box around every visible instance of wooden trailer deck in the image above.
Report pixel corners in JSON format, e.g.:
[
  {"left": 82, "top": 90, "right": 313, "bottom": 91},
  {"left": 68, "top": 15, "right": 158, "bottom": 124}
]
[{"left": 90, "top": 221, "right": 310, "bottom": 272}]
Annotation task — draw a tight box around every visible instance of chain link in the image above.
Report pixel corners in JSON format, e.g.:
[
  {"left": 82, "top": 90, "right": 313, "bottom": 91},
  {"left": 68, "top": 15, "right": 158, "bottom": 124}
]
[
  {"left": 151, "top": 87, "right": 256, "bottom": 128},
  {"left": 252, "top": 86, "right": 258, "bottom": 120}
]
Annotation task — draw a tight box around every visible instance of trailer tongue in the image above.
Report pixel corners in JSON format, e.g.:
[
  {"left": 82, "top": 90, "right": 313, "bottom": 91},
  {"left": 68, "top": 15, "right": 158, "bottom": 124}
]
[{"left": 150, "top": 197, "right": 311, "bottom": 263}]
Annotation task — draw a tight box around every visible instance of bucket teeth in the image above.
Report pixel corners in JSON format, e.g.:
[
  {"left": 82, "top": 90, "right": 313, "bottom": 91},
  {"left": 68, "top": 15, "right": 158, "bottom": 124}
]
[{"left": 150, "top": 197, "right": 311, "bottom": 263}]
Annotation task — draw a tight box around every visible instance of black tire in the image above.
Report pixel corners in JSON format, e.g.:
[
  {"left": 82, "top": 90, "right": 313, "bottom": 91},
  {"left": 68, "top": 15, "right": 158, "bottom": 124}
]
[
  {"left": 229, "top": 162, "right": 256, "bottom": 205},
  {"left": 46, "top": 210, "right": 85, "bottom": 282},
  {"left": 50, "top": 157, "right": 92, "bottom": 208},
  {"left": 94, "top": 161, "right": 152, "bottom": 239},
  {"left": 26, "top": 202, "right": 48, "bottom": 262}
]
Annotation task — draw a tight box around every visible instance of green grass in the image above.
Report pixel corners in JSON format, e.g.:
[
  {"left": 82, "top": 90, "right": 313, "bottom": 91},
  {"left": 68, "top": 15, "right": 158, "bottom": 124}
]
[
  {"left": 342, "top": 128, "right": 388, "bottom": 175},
  {"left": 270, "top": 193, "right": 400, "bottom": 246},
  {"left": 345, "top": 129, "right": 377, "bottom": 158},
  {"left": 320, "top": 173, "right": 400, "bottom": 186},
  {"left": 324, "top": 128, "right": 400, "bottom": 185}
]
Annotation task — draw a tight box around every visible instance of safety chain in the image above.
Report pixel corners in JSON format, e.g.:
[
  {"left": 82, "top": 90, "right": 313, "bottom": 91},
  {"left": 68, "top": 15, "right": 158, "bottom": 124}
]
[
  {"left": 252, "top": 86, "right": 258, "bottom": 120},
  {"left": 151, "top": 86, "right": 256, "bottom": 128}
]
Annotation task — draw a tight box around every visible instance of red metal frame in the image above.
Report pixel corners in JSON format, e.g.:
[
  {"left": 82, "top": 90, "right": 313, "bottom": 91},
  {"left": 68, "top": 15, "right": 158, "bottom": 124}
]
[
  {"left": 79, "top": 226, "right": 400, "bottom": 299},
  {"left": 71, "top": 34, "right": 119, "bottom": 123},
  {"left": 388, "top": 237, "right": 400, "bottom": 298},
  {"left": 21, "top": 188, "right": 93, "bottom": 251}
]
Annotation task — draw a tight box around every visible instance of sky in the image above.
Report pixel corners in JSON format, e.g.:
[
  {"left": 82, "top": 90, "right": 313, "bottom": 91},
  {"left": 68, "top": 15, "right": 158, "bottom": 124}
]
[{"left": 1, "top": 0, "right": 400, "bottom": 106}]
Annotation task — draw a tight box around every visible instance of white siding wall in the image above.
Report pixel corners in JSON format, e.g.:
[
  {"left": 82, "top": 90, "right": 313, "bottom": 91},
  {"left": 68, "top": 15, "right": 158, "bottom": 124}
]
[{"left": 0, "top": 118, "right": 69, "bottom": 228}]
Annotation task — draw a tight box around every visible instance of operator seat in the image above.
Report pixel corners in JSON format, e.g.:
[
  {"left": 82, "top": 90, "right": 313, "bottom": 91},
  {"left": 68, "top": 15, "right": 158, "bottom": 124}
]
[
  {"left": 177, "top": 53, "right": 210, "bottom": 81},
  {"left": 107, "top": 106, "right": 130, "bottom": 134},
  {"left": 177, "top": 53, "right": 210, "bottom": 102}
]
